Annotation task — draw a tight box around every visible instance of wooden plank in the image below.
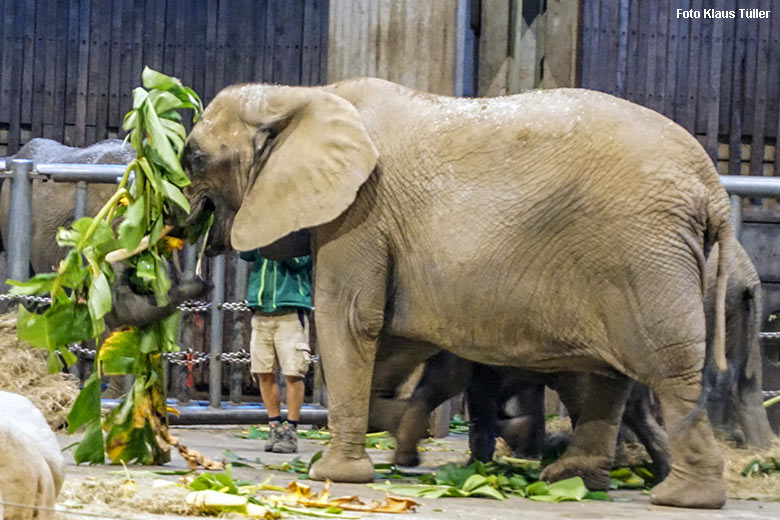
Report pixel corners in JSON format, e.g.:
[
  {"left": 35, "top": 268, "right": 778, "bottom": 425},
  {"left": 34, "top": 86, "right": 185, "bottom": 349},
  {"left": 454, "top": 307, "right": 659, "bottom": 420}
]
[
  {"left": 190, "top": 0, "right": 206, "bottom": 98},
  {"left": 301, "top": 0, "right": 321, "bottom": 85},
  {"left": 0, "top": 0, "right": 4, "bottom": 126},
  {"left": 318, "top": 0, "right": 329, "bottom": 84},
  {"left": 414, "top": 1, "right": 433, "bottom": 92},
  {"left": 214, "top": 0, "right": 228, "bottom": 90},
  {"left": 704, "top": 0, "right": 725, "bottom": 163},
  {"left": 30, "top": 0, "right": 47, "bottom": 138},
  {"left": 252, "top": 0, "right": 268, "bottom": 83},
  {"left": 108, "top": 0, "right": 124, "bottom": 135},
  {"left": 20, "top": 0, "right": 35, "bottom": 132},
  {"left": 176, "top": 0, "right": 188, "bottom": 80},
  {"left": 238, "top": 0, "right": 255, "bottom": 84},
  {"left": 652, "top": 0, "right": 668, "bottom": 113},
  {"left": 439, "top": 0, "right": 457, "bottom": 95},
  {"left": 683, "top": 0, "right": 702, "bottom": 133},
  {"left": 325, "top": 0, "right": 341, "bottom": 83},
  {"left": 118, "top": 0, "right": 138, "bottom": 134},
  {"left": 634, "top": 0, "right": 650, "bottom": 107},
  {"left": 604, "top": 0, "right": 620, "bottom": 95},
  {"left": 717, "top": 5, "right": 737, "bottom": 136},
  {"left": 383, "top": 0, "right": 404, "bottom": 86},
  {"left": 3, "top": 0, "right": 22, "bottom": 152},
  {"left": 204, "top": 0, "right": 218, "bottom": 101},
  {"left": 672, "top": 0, "right": 690, "bottom": 122},
  {"left": 642, "top": 0, "right": 659, "bottom": 111},
  {"left": 741, "top": 4, "right": 759, "bottom": 141},
  {"left": 74, "top": 0, "right": 92, "bottom": 146},
  {"left": 95, "top": 0, "right": 113, "bottom": 140},
  {"left": 274, "top": 0, "right": 303, "bottom": 85},
  {"left": 729, "top": 11, "right": 748, "bottom": 175},
  {"left": 580, "top": 0, "right": 597, "bottom": 90},
  {"left": 365, "top": 0, "right": 379, "bottom": 79},
  {"left": 767, "top": 0, "right": 780, "bottom": 141},
  {"left": 41, "top": 1, "right": 57, "bottom": 127},
  {"left": 624, "top": 0, "right": 640, "bottom": 100},
  {"left": 662, "top": 0, "right": 678, "bottom": 117},
  {"left": 51, "top": 0, "right": 69, "bottom": 141},
  {"left": 749, "top": 0, "right": 772, "bottom": 177},
  {"left": 615, "top": 0, "right": 629, "bottom": 97},
  {"left": 375, "top": 0, "right": 391, "bottom": 81}
]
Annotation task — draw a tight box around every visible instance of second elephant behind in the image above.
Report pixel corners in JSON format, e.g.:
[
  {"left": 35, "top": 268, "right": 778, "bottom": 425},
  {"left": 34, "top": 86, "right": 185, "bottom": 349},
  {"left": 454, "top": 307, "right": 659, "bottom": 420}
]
[{"left": 373, "top": 239, "right": 774, "bottom": 474}]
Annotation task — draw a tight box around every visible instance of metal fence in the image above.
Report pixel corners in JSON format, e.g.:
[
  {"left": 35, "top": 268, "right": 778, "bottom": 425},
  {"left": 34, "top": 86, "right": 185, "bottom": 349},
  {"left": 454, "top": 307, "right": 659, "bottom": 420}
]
[{"left": 1, "top": 159, "right": 779, "bottom": 420}]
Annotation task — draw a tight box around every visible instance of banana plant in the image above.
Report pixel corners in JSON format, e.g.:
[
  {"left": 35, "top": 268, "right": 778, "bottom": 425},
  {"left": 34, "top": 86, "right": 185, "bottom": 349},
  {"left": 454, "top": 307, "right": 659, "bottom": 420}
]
[{"left": 9, "top": 67, "right": 203, "bottom": 465}]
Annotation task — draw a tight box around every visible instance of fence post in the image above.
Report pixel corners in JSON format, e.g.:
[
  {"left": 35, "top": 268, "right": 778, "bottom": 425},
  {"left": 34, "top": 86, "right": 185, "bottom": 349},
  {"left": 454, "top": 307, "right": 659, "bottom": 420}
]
[
  {"left": 209, "top": 254, "right": 225, "bottom": 408},
  {"left": 73, "top": 181, "right": 87, "bottom": 219},
  {"left": 172, "top": 245, "right": 197, "bottom": 403},
  {"left": 730, "top": 194, "right": 742, "bottom": 241},
  {"left": 230, "top": 256, "right": 249, "bottom": 403},
  {"left": 7, "top": 159, "right": 33, "bottom": 283}
]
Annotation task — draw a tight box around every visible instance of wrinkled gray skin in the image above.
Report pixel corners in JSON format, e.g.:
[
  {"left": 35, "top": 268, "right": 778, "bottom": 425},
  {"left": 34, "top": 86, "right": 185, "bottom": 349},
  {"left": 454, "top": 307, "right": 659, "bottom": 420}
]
[
  {"left": 0, "top": 138, "right": 135, "bottom": 275},
  {"left": 379, "top": 240, "right": 773, "bottom": 477},
  {"left": 181, "top": 79, "right": 735, "bottom": 508}
]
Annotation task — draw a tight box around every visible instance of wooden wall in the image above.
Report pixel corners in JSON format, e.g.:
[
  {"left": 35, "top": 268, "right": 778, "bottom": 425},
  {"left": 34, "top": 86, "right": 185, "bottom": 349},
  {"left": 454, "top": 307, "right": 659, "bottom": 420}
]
[
  {"left": 579, "top": 0, "right": 779, "bottom": 184},
  {"left": 327, "top": 0, "right": 459, "bottom": 95},
  {"left": 0, "top": 0, "right": 329, "bottom": 156}
]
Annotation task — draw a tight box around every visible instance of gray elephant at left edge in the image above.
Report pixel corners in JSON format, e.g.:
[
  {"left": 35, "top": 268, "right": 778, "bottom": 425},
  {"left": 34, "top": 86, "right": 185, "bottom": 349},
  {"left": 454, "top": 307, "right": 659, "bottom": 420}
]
[
  {"left": 180, "top": 78, "right": 734, "bottom": 508},
  {"left": 0, "top": 138, "right": 135, "bottom": 277}
]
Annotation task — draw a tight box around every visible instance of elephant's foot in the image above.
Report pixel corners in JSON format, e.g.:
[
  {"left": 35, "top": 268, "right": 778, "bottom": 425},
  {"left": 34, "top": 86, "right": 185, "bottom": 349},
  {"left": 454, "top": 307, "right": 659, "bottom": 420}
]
[
  {"left": 650, "top": 469, "right": 726, "bottom": 509},
  {"left": 393, "top": 449, "right": 420, "bottom": 467},
  {"left": 309, "top": 450, "right": 375, "bottom": 483},
  {"left": 540, "top": 455, "right": 611, "bottom": 491}
]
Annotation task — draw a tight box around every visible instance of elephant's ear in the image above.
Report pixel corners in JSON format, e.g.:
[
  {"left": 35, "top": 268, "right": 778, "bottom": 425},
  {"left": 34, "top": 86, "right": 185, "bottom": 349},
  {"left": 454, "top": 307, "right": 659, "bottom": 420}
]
[{"left": 231, "top": 88, "right": 379, "bottom": 251}]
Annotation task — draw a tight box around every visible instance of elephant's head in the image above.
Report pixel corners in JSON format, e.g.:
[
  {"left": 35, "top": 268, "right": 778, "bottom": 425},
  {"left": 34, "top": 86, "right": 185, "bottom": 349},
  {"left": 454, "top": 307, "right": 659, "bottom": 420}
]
[{"left": 181, "top": 84, "right": 379, "bottom": 257}]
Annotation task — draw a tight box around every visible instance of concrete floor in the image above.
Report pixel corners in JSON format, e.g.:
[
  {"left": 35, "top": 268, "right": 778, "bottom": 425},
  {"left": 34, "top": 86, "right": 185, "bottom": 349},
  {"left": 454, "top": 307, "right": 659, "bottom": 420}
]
[{"left": 58, "top": 426, "right": 780, "bottom": 520}]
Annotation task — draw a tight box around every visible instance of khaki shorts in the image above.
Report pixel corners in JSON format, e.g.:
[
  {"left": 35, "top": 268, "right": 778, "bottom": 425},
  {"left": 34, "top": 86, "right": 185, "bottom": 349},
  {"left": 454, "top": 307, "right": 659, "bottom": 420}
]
[{"left": 250, "top": 311, "right": 311, "bottom": 377}]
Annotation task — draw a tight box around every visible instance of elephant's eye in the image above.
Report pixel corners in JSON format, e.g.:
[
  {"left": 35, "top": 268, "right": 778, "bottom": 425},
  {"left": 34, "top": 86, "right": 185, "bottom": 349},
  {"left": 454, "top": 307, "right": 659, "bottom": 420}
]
[{"left": 253, "top": 130, "right": 273, "bottom": 162}]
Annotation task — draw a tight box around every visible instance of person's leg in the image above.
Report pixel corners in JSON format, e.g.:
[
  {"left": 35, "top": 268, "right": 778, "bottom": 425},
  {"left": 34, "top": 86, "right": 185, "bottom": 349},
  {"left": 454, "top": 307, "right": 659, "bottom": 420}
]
[
  {"left": 285, "top": 375, "right": 305, "bottom": 422},
  {"left": 273, "top": 311, "right": 311, "bottom": 453},
  {"left": 257, "top": 373, "right": 281, "bottom": 418},
  {"left": 250, "top": 313, "right": 283, "bottom": 451}
]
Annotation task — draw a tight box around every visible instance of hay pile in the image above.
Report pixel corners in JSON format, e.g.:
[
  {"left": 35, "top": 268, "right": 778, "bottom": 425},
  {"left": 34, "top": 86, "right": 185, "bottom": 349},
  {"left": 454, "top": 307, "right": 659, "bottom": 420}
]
[
  {"left": 59, "top": 476, "right": 193, "bottom": 517},
  {"left": 0, "top": 312, "right": 80, "bottom": 430},
  {"left": 723, "top": 438, "right": 780, "bottom": 501}
]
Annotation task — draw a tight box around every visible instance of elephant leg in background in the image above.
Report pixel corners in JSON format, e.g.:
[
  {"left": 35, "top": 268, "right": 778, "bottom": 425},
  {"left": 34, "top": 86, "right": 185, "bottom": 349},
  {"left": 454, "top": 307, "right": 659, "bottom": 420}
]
[
  {"left": 621, "top": 383, "right": 671, "bottom": 483},
  {"left": 308, "top": 237, "right": 387, "bottom": 484},
  {"left": 649, "top": 352, "right": 726, "bottom": 508},
  {"left": 493, "top": 380, "right": 546, "bottom": 459},
  {"left": 540, "top": 374, "right": 632, "bottom": 491},
  {"left": 369, "top": 338, "right": 439, "bottom": 433},
  {"left": 392, "top": 351, "right": 471, "bottom": 466},
  {"left": 466, "top": 363, "right": 502, "bottom": 462}
]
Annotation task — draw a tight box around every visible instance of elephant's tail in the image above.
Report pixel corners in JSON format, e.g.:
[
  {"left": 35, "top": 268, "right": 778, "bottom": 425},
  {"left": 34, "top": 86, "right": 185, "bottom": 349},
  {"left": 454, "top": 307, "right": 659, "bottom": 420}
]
[{"left": 707, "top": 182, "right": 733, "bottom": 374}]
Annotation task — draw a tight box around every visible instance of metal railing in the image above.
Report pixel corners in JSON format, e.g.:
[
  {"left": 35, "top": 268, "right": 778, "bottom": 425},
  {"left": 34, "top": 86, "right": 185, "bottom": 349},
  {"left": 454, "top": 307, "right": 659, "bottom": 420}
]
[{"left": 2, "top": 160, "right": 780, "bottom": 410}]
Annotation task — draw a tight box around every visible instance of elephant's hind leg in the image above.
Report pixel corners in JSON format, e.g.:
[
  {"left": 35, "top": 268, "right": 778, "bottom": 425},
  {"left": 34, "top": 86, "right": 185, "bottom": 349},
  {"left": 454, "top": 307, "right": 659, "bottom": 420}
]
[
  {"left": 649, "top": 358, "right": 726, "bottom": 509},
  {"left": 540, "top": 374, "right": 632, "bottom": 490}
]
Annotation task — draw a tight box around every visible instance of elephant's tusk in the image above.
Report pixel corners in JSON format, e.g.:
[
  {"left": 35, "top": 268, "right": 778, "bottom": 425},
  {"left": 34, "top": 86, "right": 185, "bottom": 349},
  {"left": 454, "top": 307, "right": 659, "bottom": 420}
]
[{"left": 105, "top": 225, "right": 174, "bottom": 263}]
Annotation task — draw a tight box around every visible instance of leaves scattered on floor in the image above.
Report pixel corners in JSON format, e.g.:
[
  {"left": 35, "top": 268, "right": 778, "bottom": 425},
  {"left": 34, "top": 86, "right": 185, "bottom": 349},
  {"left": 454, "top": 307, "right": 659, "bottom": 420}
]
[{"left": 263, "top": 480, "right": 419, "bottom": 514}]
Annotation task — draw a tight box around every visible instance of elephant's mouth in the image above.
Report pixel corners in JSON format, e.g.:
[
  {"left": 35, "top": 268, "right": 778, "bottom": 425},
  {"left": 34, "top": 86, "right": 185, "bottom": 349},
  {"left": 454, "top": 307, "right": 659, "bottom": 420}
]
[{"left": 184, "top": 194, "right": 233, "bottom": 256}]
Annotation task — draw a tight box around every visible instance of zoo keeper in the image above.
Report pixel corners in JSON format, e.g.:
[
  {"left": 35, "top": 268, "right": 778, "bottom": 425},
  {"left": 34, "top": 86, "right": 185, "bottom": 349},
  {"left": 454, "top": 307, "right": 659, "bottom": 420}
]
[{"left": 239, "top": 250, "right": 313, "bottom": 454}]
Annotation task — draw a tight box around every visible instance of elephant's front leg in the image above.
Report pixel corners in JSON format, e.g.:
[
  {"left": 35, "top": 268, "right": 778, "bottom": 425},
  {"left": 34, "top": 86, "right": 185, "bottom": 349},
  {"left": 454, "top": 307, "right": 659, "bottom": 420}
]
[
  {"left": 540, "top": 374, "right": 632, "bottom": 490},
  {"left": 308, "top": 240, "right": 388, "bottom": 483}
]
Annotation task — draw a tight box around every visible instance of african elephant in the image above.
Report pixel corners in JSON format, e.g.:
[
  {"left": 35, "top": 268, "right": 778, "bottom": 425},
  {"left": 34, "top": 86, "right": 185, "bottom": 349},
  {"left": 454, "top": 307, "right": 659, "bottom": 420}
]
[
  {"left": 0, "top": 138, "right": 134, "bottom": 276},
  {"left": 382, "top": 239, "right": 773, "bottom": 473},
  {"left": 180, "top": 78, "right": 734, "bottom": 508}
]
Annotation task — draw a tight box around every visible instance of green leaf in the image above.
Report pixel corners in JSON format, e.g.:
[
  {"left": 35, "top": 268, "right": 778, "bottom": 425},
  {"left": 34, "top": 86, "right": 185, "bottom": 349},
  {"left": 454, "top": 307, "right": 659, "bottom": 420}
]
[
  {"left": 151, "top": 255, "right": 172, "bottom": 306},
  {"left": 47, "top": 349, "right": 64, "bottom": 372},
  {"left": 132, "top": 87, "right": 149, "bottom": 109},
  {"left": 142, "top": 67, "right": 178, "bottom": 91},
  {"left": 73, "top": 418, "right": 105, "bottom": 464},
  {"left": 118, "top": 194, "right": 148, "bottom": 251},
  {"left": 99, "top": 329, "right": 141, "bottom": 375},
  {"left": 68, "top": 374, "right": 102, "bottom": 434},
  {"left": 461, "top": 474, "right": 489, "bottom": 493},
  {"left": 584, "top": 491, "right": 612, "bottom": 501},
  {"left": 88, "top": 272, "right": 112, "bottom": 321},
  {"left": 161, "top": 179, "right": 190, "bottom": 212},
  {"left": 17, "top": 301, "right": 93, "bottom": 352},
  {"left": 7, "top": 273, "right": 56, "bottom": 295},
  {"left": 469, "top": 485, "right": 505, "bottom": 500},
  {"left": 143, "top": 102, "right": 188, "bottom": 185},
  {"left": 525, "top": 481, "right": 548, "bottom": 496},
  {"left": 158, "top": 312, "right": 180, "bottom": 352},
  {"left": 149, "top": 90, "right": 183, "bottom": 115},
  {"left": 546, "top": 477, "right": 589, "bottom": 501},
  {"left": 135, "top": 252, "right": 157, "bottom": 280}
]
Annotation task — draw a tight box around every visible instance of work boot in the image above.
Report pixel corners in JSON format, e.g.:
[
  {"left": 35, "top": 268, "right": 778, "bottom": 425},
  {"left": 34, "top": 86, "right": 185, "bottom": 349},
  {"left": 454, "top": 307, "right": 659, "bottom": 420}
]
[
  {"left": 272, "top": 422, "right": 298, "bottom": 454},
  {"left": 265, "top": 422, "right": 282, "bottom": 452}
]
